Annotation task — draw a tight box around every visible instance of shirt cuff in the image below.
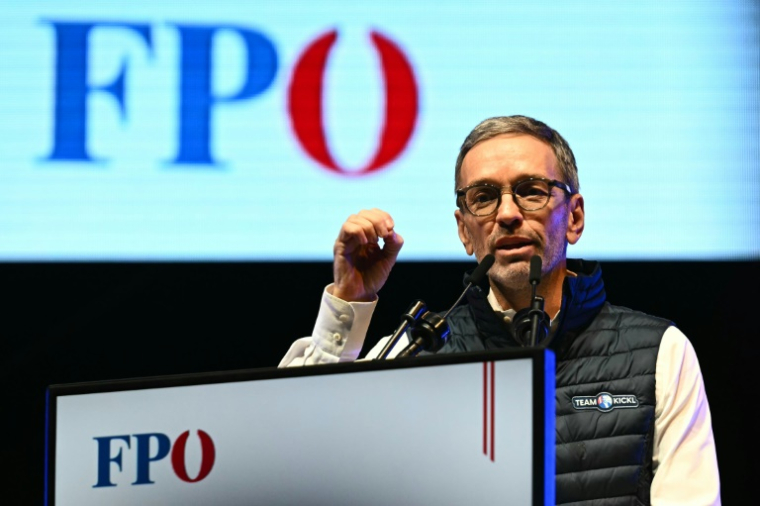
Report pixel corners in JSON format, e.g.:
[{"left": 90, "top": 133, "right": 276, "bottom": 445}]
[{"left": 309, "top": 284, "right": 377, "bottom": 362}]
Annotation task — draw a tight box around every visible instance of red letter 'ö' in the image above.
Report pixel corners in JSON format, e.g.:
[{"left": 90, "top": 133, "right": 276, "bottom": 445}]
[
  {"left": 287, "top": 29, "right": 419, "bottom": 175},
  {"left": 171, "top": 430, "right": 216, "bottom": 483}
]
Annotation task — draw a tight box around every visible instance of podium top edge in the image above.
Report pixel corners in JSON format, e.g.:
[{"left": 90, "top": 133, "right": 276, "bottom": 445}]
[{"left": 47, "top": 347, "right": 554, "bottom": 397}]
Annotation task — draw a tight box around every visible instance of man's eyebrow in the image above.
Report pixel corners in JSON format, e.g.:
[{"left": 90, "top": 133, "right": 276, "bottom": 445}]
[
  {"left": 460, "top": 175, "right": 548, "bottom": 188},
  {"left": 458, "top": 178, "right": 497, "bottom": 188}
]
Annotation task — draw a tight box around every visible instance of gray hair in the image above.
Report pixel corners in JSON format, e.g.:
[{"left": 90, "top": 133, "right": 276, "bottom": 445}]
[{"left": 454, "top": 115, "right": 579, "bottom": 193}]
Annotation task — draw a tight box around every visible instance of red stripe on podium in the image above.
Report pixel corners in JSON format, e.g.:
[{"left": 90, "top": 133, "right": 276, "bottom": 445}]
[
  {"left": 490, "top": 361, "right": 495, "bottom": 462},
  {"left": 483, "top": 361, "right": 495, "bottom": 462},
  {"left": 483, "top": 362, "right": 487, "bottom": 455}
]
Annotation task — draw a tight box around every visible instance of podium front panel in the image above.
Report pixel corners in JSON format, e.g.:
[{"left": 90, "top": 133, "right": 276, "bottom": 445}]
[{"left": 47, "top": 349, "right": 555, "bottom": 505}]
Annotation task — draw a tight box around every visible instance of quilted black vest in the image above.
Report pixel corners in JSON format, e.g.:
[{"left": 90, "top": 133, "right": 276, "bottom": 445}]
[{"left": 433, "top": 259, "right": 670, "bottom": 505}]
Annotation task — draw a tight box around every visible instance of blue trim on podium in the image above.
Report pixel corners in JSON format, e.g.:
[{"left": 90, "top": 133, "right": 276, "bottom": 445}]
[
  {"left": 544, "top": 349, "right": 556, "bottom": 506},
  {"left": 44, "top": 389, "right": 51, "bottom": 506}
]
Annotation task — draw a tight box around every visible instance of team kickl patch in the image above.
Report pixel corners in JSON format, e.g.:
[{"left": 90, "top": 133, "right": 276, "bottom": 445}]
[{"left": 571, "top": 392, "right": 639, "bottom": 412}]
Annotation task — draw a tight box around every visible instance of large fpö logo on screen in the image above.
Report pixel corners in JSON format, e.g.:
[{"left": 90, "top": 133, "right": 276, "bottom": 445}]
[
  {"left": 92, "top": 430, "right": 215, "bottom": 487},
  {"left": 44, "top": 21, "right": 419, "bottom": 175}
]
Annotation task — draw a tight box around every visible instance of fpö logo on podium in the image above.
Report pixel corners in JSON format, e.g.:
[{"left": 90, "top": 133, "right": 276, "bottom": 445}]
[
  {"left": 93, "top": 430, "right": 215, "bottom": 487},
  {"left": 43, "top": 20, "right": 419, "bottom": 176}
]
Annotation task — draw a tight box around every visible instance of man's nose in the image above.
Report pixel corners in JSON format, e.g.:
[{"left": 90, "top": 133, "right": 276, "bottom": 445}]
[{"left": 495, "top": 193, "right": 524, "bottom": 228}]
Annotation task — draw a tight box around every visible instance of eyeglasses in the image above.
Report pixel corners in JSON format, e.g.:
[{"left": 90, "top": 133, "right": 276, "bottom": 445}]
[{"left": 456, "top": 177, "right": 574, "bottom": 216}]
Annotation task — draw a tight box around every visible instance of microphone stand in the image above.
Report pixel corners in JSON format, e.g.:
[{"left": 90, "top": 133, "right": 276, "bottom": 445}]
[
  {"left": 390, "top": 254, "right": 496, "bottom": 359},
  {"left": 528, "top": 294, "right": 545, "bottom": 347},
  {"left": 512, "top": 255, "right": 550, "bottom": 347},
  {"left": 394, "top": 311, "right": 449, "bottom": 358},
  {"left": 375, "top": 300, "right": 426, "bottom": 360}
]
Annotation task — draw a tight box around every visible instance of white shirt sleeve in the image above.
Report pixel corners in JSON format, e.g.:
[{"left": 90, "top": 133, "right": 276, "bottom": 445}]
[
  {"left": 278, "top": 285, "right": 378, "bottom": 367},
  {"left": 652, "top": 326, "right": 721, "bottom": 505}
]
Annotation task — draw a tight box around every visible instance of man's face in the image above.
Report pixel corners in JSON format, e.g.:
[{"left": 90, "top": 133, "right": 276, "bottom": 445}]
[{"left": 455, "top": 133, "right": 584, "bottom": 289}]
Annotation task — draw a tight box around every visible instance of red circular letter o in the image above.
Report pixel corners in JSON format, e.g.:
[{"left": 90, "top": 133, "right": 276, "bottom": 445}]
[
  {"left": 287, "top": 29, "right": 419, "bottom": 175},
  {"left": 171, "top": 429, "right": 216, "bottom": 483}
]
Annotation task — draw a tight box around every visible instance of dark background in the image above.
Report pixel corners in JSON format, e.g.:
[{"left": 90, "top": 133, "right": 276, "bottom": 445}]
[{"left": 1, "top": 260, "right": 757, "bottom": 504}]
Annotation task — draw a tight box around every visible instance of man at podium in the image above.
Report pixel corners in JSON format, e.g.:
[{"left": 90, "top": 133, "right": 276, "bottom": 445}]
[{"left": 279, "top": 115, "right": 720, "bottom": 505}]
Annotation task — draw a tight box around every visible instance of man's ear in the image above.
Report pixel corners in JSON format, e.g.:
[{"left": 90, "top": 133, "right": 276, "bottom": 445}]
[
  {"left": 455, "top": 209, "right": 475, "bottom": 255},
  {"left": 566, "top": 193, "right": 585, "bottom": 245}
]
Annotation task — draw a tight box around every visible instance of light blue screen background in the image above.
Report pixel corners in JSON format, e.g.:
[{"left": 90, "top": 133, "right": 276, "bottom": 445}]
[{"left": 1, "top": 1, "right": 757, "bottom": 261}]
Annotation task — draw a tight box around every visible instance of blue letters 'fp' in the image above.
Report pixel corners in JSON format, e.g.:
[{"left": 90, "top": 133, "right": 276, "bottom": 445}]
[
  {"left": 45, "top": 21, "right": 153, "bottom": 162},
  {"left": 93, "top": 435, "right": 131, "bottom": 488},
  {"left": 132, "top": 433, "right": 171, "bottom": 485},
  {"left": 171, "top": 24, "right": 278, "bottom": 164}
]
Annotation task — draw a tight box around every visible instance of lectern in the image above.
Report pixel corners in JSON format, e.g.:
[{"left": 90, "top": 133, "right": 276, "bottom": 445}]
[{"left": 46, "top": 348, "right": 555, "bottom": 505}]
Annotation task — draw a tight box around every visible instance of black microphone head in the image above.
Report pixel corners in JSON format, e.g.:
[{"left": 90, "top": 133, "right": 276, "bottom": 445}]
[
  {"left": 466, "top": 254, "right": 495, "bottom": 289},
  {"left": 529, "top": 255, "right": 542, "bottom": 285}
]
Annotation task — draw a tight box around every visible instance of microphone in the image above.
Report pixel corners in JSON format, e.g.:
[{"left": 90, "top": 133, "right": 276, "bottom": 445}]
[
  {"left": 512, "top": 255, "right": 550, "bottom": 346},
  {"left": 395, "top": 254, "right": 495, "bottom": 358},
  {"left": 463, "top": 254, "right": 495, "bottom": 292},
  {"left": 529, "top": 255, "right": 542, "bottom": 286},
  {"left": 528, "top": 256, "right": 545, "bottom": 346}
]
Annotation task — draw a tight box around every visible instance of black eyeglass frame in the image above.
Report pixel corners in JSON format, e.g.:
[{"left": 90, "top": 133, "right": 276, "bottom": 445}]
[{"left": 455, "top": 177, "right": 576, "bottom": 215}]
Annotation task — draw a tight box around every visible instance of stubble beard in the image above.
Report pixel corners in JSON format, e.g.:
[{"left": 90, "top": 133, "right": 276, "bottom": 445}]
[
  {"left": 490, "top": 258, "right": 532, "bottom": 292},
  {"left": 487, "top": 232, "right": 568, "bottom": 302},
  {"left": 476, "top": 205, "right": 571, "bottom": 306}
]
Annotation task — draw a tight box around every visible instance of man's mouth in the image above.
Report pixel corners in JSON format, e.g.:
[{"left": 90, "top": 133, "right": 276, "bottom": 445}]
[{"left": 494, "top": 237, "right": 534, "bottom": 252}]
